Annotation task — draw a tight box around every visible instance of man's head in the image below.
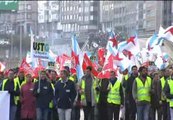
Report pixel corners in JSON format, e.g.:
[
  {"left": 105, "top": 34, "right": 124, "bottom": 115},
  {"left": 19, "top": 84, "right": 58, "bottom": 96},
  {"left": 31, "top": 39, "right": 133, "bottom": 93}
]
[
  {"left": 60, "top": 70, "right": 68, "bottom": 80},
  {"left": 110, "top": 71, "right": 116, "bottom": 80},
  {"left": 139, "top": 66, "right": 148, "bottom": 79},
  {"left": 40, "top": 70, "right": 47, "bottom": 80},
  {"left": 122, "top": 69, "right": 128, "bottom": 75},
  {"left": 26, "top": 73, "right": 32, "bottom": 83},
  {"left": 85, "top": 66, "right": 92, "bottom": 76},
  {"left": 51, "top": 70, "right": 57, "bottom": 80},
  {"left": 164, "top": 68, "right": 171, "bottom": 78},
  {"left": 131, "top": 65, "right": 138, "bottom": 76},
  {"left": 18, "top": 70, "right": 25, "bottom": 80},
  {"left": 64, "top": 66, "right": 70, "bottom": 76},
  {"left": 8, "top": 69, "right": 14, "bottom": 80}
]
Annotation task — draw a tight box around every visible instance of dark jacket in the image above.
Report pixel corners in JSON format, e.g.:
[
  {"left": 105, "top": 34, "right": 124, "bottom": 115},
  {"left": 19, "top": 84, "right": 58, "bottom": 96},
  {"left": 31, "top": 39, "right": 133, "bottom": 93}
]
[
  {"left": 55, "top": 79, "right": 76, "bottom": 109},
  {"left": 150, "top": 79, "right": 161, "bottom": 108},
  {"left": 33, "top": 79, "right": 53, "bottom": 109},
  {"left": 1, "top": 79, "right": 20, "bottom": 106},
  {"left": 124, "top": 74, "right": 137, "bottom": 102},
  {"left": 96, "top": 79, "right": 110, "bottom": 104}
]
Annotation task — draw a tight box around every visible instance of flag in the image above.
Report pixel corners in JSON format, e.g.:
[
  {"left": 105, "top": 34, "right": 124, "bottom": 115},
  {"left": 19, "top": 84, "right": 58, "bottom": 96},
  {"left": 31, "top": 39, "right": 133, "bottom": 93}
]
[
  {"left": 0, "top": 62, "right": 5, "bottom": 72},
  {"left": 83, "top": 53, "right": 98, "bottom": 76},
  {"left": 108, "top": 31, "right": 118, "bottom": 48},
  {"left": 160, "top": 26, "right": 173, "bottom": 43},
  {"left": 146, "top": 33, "right": 158, "bottom": 50},
  {"left": 56, "top": 54, "right": 71, "bottom": 70},
  {"left": 97, "top": 48, "right": 105, "bottom": 66},
  {"left": 20, "top": 58, "right": 34, "bottom": 76},
  {"left": 71, "top": 34, "right": 84, "bottom": 80}
]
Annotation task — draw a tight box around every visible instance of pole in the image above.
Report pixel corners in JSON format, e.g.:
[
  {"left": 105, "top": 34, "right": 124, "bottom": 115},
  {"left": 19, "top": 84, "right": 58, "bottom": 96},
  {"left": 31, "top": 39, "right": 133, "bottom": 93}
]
[{"left": 20, "top": 25, "right": 22, "bottom": 61}]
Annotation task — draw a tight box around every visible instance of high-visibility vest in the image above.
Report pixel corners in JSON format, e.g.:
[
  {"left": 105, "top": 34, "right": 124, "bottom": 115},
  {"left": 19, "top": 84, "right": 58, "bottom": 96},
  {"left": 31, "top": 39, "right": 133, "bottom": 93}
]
[
  {"left": 59, "top": 76, "right": 75, "bottom": 82},
  {"left": 107, "top": 80, "right": 121, "bottom": 105},
  {"left": 136, "top": 77, "right": 151, "bottom": 102},
  {"left": 160, "top": 77, "right": 167, "bottom": 101},
  {"left": 49, "top": 83, "right": 55, "bottom": 109},
  {"left": 14, "top": 77, "right": 26, "bottom": 102},
  {"left": 168, "top": 79, "right": 173, "bottom": 107},
  {"left": 2, "top": 79, "right": 18, "bottom": 105},
  {"left": 80, "top": 77, "right": 98, "bottom": 106},
  {"left": 123, "top": 74, "right": 129, "bottom": 81}
]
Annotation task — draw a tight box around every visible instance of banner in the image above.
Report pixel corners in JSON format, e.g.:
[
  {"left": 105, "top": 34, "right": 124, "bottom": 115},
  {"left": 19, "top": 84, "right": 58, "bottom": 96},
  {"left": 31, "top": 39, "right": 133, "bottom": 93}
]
[
  {"left": 0, "top": 91, "right": 10, "bottom": 120},
  {"left": 32, "top": 42, "right": 50, "bottom": 59},
  {"left": 0, "top": 1, "right": 18, "bottom": 11}
]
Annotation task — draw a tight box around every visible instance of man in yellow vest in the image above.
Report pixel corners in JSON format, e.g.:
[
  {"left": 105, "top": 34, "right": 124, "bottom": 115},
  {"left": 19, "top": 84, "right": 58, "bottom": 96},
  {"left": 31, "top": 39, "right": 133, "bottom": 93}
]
[
  {"left": 79, "top": 66, "right": 98, "bottom": 120},
  {"left": 159, "top": 68, "right": 171, "bottom": 120},
  {"left": 14, "top": 69, "right": 26, "bottom": 120},
  {"left": 1, "top": 69, "right": 20, "bottom": 120},
  {"left": 165, "top": 69, "right": 173, "bottom": 120},
  {"left": 132, "top": 66, "right": 152, "bottom": 120},
  {"left": 107, "top": 70, "right": 124, "bottom": 120}
]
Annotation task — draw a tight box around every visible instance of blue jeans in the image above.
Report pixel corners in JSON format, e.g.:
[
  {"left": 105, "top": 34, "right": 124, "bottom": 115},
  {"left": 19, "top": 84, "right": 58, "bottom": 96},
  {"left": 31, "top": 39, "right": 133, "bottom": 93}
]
[
  {"left": 10, "top": 105, "right": 17, "bottom": 120},
  {"left": 57, "top": 108, "right": 72, "bottom": 120},
  {"left": 170, "top": 108, "right": 173, "bottom": 120},
  {"left": 137, "top": 104, "right": 150, "bottom": 120},
  {"left": 36, "top": 108, "right": 49, "bottom": 120}
]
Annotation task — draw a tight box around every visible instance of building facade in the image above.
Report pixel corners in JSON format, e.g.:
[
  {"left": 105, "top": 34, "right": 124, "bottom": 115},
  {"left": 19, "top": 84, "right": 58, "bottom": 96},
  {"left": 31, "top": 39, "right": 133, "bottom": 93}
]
[
  {"left": 100, "top": 1, "right": 164, "bottom": 38},
  {"left": 37, "top": 1, "right": 100, "bottom": 47}
]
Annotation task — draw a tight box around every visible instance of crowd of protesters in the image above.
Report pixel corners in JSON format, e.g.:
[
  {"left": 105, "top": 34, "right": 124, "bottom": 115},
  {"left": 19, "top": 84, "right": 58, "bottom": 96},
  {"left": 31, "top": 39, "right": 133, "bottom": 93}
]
[{"left": 0, "top": 64, "right": 173, "bottom": 120}]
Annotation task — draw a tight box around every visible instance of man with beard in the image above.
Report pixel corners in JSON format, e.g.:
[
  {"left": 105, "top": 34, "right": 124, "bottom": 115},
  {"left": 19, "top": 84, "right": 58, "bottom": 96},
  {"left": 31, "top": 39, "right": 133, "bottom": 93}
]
[
  {"left": 132, "top": 66, "right": 152, "bottom": 120},
  {"left": 124, "top": 65, "right": 138, "bottom": 120}
]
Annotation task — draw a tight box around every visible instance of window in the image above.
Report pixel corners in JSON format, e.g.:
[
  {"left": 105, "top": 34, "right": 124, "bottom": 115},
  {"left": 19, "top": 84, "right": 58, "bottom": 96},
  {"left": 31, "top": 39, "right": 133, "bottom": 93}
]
[
  {"left": 64, "top": 15, "right": 66, "bottom": 20},
  {"left": 67, "top": 7, "right": 69, "bottom": 11},
  {"left": 90, "top": 15, "right": 93, "bottom": 20},
  {"left": 79, "top": 16, "right": 82, "bottom": 21},
  {"left": 67, "top": 15, "right": 69, "bottom": 20},
  {"left": 27, "top": 4, "right": 31, "bottom": 10},
  {"left": 90, "top": 6, "right": 93, "bottom": 11},
  {"left": 70, "top": 6, "right": 72, "bottom": 11},
  {"left": 79, "top": 7, "right": 82, "bottom": 12},
  {"left": 70, "top": 15, "right": 72, "bottom": 20}
]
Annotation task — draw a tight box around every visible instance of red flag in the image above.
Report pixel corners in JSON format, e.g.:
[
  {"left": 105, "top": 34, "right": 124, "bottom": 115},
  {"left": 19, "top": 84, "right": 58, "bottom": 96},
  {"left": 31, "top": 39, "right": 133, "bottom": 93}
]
[
  {"left": 97, "top": 48, "right": 105, "bottom": 66},
  {"left": 56, "top": 54, "right": 71, "bottom": 70},
  {"left": 20, "top": 58, "right": 34, "bottom": 76},
  {"left": 83, "top": 53, "right": 98, "bottom": 76}
]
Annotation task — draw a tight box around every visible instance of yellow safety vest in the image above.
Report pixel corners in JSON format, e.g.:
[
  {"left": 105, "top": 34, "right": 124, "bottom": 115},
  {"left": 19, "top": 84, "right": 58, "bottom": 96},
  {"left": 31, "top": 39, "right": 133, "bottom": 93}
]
[
  {"left": 168, "top": 80, "right": 173, "bottom": 107},
  {"left": 2, "top": 79, "right": 18, "bottom": 105},
  {"left": 59, "top": 76, "right": 75, "bottom": 82},
  {"left": 107, "top": 80, "right": 121, "bottom": 105},
  {"left": 80, "top": 77, "right": 98, "bottom": 106},
  {"left": 14, "top": 77, "right": 26, "bottom": 102},
  {"left": 49, "top": 83, "right": 55, "bottom": 109},
  {"left": 136, "top": 77, "right": 151, "bottom": 102},
  {"left": 161, "top": 77, "right": 167, "bottom": 101},
  {"left": 123, "top": 74, "right": 129, "bottom": 81}
]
